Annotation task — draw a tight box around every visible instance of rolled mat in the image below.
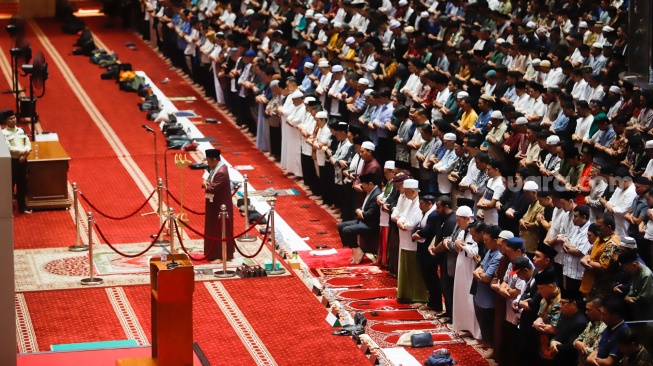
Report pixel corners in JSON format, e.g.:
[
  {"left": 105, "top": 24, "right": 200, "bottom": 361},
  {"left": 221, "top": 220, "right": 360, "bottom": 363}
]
[
  {"left": 347, "top": 299, "right": 414, "bottom": 310},
  {"left": 370, "top": 321, "right": 444, "bottom": 333},
  {"left": 337, "top": 288, "right": 397, "bottom": 300},
  {"left": 384, "top": 332, "right": 453, "bottom": 345},
  {"left": 364, "top": 310, "right": 426, "bottom": 321}
]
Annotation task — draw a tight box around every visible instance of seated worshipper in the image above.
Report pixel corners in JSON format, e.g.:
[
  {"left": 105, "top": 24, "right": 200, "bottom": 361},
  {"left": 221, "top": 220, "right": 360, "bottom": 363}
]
[
  {"left": 533, "top": 269, "right": 562, "bottom": 364},
  {"left": 202, "top": 149, "right": 235, "bottom": 263},
  {"left": 618, "top": 250, "right": 653, "bottom": 321},
  {"left": 584, "top": 297, "right": 629, "bottom": 366},
  {"left": 573, "top": 297, "right": 607, "bottom": 365},
  {"left": 446, "top": 205, "right": 482, "bottom": 340},
  {"left": 616, "top": 328, "right": 653, "bottom": 366},
  {"left": 394, "top": 179, "right": 428, "bottom": 303},
  {"left": 411, "top": 194, "right": 441, "bottom": 311},
  {"left": 337, "top": 173, "right": 381, "bottom": 264},
  {"left": 475, "top": 158, "right": 506, "bottom": 225},
  {"left": 548, "top": 289, "right": 589, "bottom": 366}
]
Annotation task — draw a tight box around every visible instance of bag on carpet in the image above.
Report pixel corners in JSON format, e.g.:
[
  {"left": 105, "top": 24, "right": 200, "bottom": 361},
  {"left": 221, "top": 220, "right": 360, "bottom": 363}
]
[
  {"left": 397, "top": 330, "right": 428, "bottom": 347},
  {"left": 182, "top": 140, "right": 199, "bottom": 151},
  {"left": 75, "top": 29, "right": 92, "bottom": 47},
  {"left": 410, "top": 332, "right": 434, "bottom": 348},
  {"left": 424, "top": 349, "right": 456, "bottom": 366},
  {"left": 189, "top": 162, "right": 208, "bottom": 170},
  {"left": 146, "top": 110, "right": 161, "bottom": 120},
  {"left": 139, "top": 95, "right": 159, "bottom": 111},
  {"left": 98, "top": 59, "right": 119, "bottom": 68}
]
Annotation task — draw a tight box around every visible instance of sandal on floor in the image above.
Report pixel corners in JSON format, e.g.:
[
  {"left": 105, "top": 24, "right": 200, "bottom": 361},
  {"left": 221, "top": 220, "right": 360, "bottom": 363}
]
[{"left": 332, "top": 329, "right": 351, "bottom": 336}]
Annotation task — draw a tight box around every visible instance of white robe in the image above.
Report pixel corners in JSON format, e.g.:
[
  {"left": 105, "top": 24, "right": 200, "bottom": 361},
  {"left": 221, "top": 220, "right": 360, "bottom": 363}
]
[
  {"left": 451, "top": 230, "right": 482, "bottom": 339},
  {"left": 279, "top": 98, "right": 298, "bottom": 170},
  {"left": 285, "top": 105, "right": 306, "bottom": 177}
]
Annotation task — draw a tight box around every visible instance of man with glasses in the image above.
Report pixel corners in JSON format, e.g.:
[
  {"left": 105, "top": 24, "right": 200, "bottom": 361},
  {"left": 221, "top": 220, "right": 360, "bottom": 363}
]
[{"left": 549, "top": 290, "right": 589, "bottom": 366}]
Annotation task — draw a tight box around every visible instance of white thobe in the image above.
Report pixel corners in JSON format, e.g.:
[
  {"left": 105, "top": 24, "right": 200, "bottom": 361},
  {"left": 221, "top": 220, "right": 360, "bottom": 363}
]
[{"left": 451, "top": 230, "right": 482, "bottom": 339}]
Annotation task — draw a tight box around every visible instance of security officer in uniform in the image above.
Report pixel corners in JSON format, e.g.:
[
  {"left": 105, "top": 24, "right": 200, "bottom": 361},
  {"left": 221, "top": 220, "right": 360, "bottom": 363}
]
[{"left": 2, "top": 109, "right": 31, "bottom": 214}]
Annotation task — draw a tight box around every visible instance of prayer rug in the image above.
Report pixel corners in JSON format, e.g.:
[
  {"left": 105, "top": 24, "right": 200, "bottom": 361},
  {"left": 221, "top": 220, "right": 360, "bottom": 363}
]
[
  {"left": 317, "top": 266, "right": 383, "bottom": 277},
  {"left": 345, "top": 299, "right": 414, "bottom": 310},
  {"left": 174, "top": 110, "right": 199, "bottom": 118},
  {"left": 364, "top": 310, "right": 427, "bottom": 321},
  {"left": 370, "top": 321, "right": 445, "bottom": 333},
  {"left": 337, "top": 288, "right": 396, "bottom": 300},
  {"left": 298, "top": 249, "right": 374, "bottom": 269},
  {"left": 383, "top": 332, "right": 454, "bottom": 345}
]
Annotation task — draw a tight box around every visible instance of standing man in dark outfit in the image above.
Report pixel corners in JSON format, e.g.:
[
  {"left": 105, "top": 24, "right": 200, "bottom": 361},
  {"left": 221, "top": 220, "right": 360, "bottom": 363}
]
[
  {"left": 411, "top": 194, "right": 441, "bottom": 311},
  {"left": 2, "top": 109, "right": 31, "bottom": 214},
  {"left": 428, "top": 196, "right": 458, "bottom": 319},
  {"left": 203, "top": 149, "right": 235, "bottom": 263}
]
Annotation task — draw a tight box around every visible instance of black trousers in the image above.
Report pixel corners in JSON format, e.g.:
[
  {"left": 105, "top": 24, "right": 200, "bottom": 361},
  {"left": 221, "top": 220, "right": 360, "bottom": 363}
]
[
  {"left": 564, "top": 276, "right": 582, "bottom": 292},
  {"left": 320, "top": 164, "right": 335, "bottom": 206},
  {"left": 637, "top": 238, "right": 653, "bottom": 269},
  {"left": 269, "top": 125, "right": 282, "bottom": 161},
  {"left": 500, "top": 322, "right": 520, "bottom": 366},
  {"left": 416, "top": 245, "right": 443, "bottom": 311},
  {"left": 301, "top": 154, "right": 319, "bottom": 195},
  {"left": 338, "top": 220, "right": 374, "bottom": 249},
  {"left": 376, "top": 137, "right": 394, "bottom": 169},
  {"left": 440, "top": 256, "right": 455, "bottom": 318},
  {"left": 341, "top": 184, "right": 356, "bottom": 222},
  {"left": 474, "top": 303, "right": 495, "bottom": 344},
  {"left": 11, "top": 158, "right": 28, "bottom": 212}
]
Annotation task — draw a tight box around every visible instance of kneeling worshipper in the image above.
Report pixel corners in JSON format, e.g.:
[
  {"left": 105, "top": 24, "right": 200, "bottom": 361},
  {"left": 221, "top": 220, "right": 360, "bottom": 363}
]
[
  {"left": 448, "top": 205, "right": 482, "bottom": 340},
  {"left": 203, "top": 149, "right": 235, "bottom": 263},
  {"left": 337, "top": 173, "right": 382, "bottom": 264},
  {"left": 393, "top": 178, "right": 428, "bottom": 303}
]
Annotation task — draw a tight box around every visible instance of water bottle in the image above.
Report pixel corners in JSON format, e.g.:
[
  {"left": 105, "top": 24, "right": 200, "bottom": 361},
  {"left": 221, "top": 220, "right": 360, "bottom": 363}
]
[{"left": 161, "top": 247, "right": 167, "bottom": 263}]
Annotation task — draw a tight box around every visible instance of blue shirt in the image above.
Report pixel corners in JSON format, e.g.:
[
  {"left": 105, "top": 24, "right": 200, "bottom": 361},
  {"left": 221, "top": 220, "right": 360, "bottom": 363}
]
[
  {"left": 474, "top": 248, "right": 502, "bottom": 309},
  {"left": 475, "top": 109, "right": 493, "bottom": 135},
  {"left": 551, "top": 113, "right": 570, "bottom": 134},
  {"left": 597, "top": 321, "right": 628, "bottom": 360}
]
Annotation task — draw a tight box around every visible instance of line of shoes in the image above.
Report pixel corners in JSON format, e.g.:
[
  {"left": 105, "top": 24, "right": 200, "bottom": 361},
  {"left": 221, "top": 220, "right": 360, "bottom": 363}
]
[
  {"left": 235, "top": 264, "right": 267, "bottom": 278},
  {"left": 332, "top": 312, "right": 367, "bottom": 336}
]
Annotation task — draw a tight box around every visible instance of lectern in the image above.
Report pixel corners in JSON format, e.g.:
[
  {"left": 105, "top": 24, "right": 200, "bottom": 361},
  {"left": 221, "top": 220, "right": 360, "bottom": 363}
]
[
  {"left": 26, "top": 141, "right": 71, "bottom": 210},
  {"left": 116, "top": 254, "right": 194, "bottom": 366}
]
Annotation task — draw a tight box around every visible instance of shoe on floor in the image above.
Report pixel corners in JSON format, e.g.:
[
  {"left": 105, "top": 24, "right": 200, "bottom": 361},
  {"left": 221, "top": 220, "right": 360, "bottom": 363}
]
[
  {"left": 21, "top": 209, "right": 32, "bottom": 214},
  {"left": 482, "top": 349, "right": 494, "bottom": 359}
]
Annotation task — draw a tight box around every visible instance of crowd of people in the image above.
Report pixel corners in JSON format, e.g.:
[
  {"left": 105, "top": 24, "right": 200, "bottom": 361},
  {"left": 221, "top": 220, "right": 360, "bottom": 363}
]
[{"left": 129, "top": 0, "right": 653, "bottom": 364}]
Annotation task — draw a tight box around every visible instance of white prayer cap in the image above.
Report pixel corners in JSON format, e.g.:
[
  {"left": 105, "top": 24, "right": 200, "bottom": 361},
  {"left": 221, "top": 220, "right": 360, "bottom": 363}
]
[
  {"left": 531, "top": 58, "right": 541, "bottom": 66},
  {"left": 389, "top": 20, "right": 402, "bottom": 29},
  {"left": 523, "top": 181, "right": 539, "bottom": 191},
  {"left": 290, "top": 90, "right": 304, "bottom": 99},
  {"left": 609, "top": 85, "right": 621, "bottom": 94},
  {"left": 645, "top": 140, "right": 653, "bottom": 149},
  {"left": 305, "top": 9, "right": 314, "bottom": 18},
  {"left": 456, "top": 91, "right": 469, "bottom": 99},
  {"left": 621, "top": 236, "right": 637, "bottom": 249},
  {"left": 546, "top": 135, "right": 560, "bottom": 145},
  {"left": 579, "top": 21, "right": 588, "bottom": 28},
  {"left": 526, "top": 21, "right": 537, "bottom": 29},
  {"left": 540, "top": 60, "right": 551, "bottom": 68},
  {"left": 318, "top": 60, "right": 330, "bottom": 68},
  {"left": 491, "top": 110, "right": 503, "bottom": 119},
  {"left": 398, "top": 0, "right": 408, "bottom": 5},
  {"left": 499, "top": 230, "right": 514, "bottom": 240},
  {"left": 314, "top": 13, "right": 323, "bottom": 19},
  {"left": 515, "top": 117, "right": 529, "bottom": 125},
  {"left": 333, "top": 21, "right": 343, "bottom": 28},
  {"left": 304, "top": 96, "right": 316, "bottom": 104},
  {"left": 403, "top": 179, "right": 419, "bottom": 190},
  {"left": 364, "top": 88, "right": 374, "bottom": 96},
  {"left": 404, "top": 26, "right": 415, "bottom": 34},
  {"left": 455, "top": 205, "right": 474, "bottom": 217},
  {"left": 315, "top": 111, "right": 329, "bottom": 119},
  {"left": 602, "top": 25, "right": 614, "bottom": 32},
  {"left": 443, "top": 133, "right": 457, "bottom": 141},
  {"left": 245, "top": 9, "right": 255, "bottom": 16},
  {"left": 319, "top": 17, "right": 329, "bottom": 24},
  {"left": 496, "top": 38, "right": 505, "bottom": 44},
  {"left": 361, "top": 141, "right": 376, "bottom": 151},
  {"left": 345, "top": 37, "right": 356, "bottom": 45},
  {"left": 270, "top": 80, "right": 280, "bottom": 87},
  {"left": 358, "top": 78, "right": 370, "bottom": 86},
  {"left": 332, "top": 65, "right": 344, "bottom": 73},
  {"left": 304, "top": 62, "right": 315, "bottom": 69},
  {"left": 420, "top": 11, "right": 429, "bottom": 17},
  {"left": 384, "top": 160, "right": 395, "bottom": 170},
  {"left": 592, "top": 42, "right": 603, "bottom": 49}
]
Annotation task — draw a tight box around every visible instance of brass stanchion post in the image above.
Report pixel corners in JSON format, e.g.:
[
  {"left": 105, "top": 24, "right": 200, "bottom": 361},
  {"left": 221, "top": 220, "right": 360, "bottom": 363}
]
[
  {"left": 81, "top": 212, "right": 103, "bottom": 285},
  {"left": 267, "top": 202, "right": 285, "bottom": 275},
  {"left": 68, "top": 182, "right": 89, "bottom": 252},
  {"left": 238, "top": 174, "right": 256, "bottom": 242},
  {"left": 214, "top": 204, "right": 236, "bottom": 278}
]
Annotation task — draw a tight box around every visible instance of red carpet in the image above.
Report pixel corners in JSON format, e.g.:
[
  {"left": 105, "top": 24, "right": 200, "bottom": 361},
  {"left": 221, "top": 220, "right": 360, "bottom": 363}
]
[
  {"left": 17, "top": 347, "right": 203, "bottom": 366},
  {"left": 370, "top": 321, "right": 445, "bottom": 333},
  {"left": 338, "top": 288, "right": 397, "bottom": 300},
  {"left": 347, "top": 299, "right": 414, "bottom": 310},
  {"left": 325, "top": 277, "right": 366, "bottom": 287},
  {"left": 298, "top": 248, "right": 374, "bottom": 269},
  {"left": 383, "top": 333, "right": 453, "bottom": 344},
  {"left": 407, "top": 344, "right": 489, "bottom": 366},
  {"left": 364, "top": 310, "right": 426, "bottom": 321}
]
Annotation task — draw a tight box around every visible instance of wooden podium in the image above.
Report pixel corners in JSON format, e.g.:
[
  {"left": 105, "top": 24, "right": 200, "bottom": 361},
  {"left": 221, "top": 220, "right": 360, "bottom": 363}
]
[
  {"left": 26, "top": 141, "right": 71, "bottom": 210},
  {"left": 116, "top": 254, "right": 194, "bottom": 366}
]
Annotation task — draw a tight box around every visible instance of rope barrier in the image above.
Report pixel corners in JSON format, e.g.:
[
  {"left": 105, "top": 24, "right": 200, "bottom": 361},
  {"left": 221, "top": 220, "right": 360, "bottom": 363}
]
[
  {"left": 166, "top": 182, "right": 242, "bottom": 216},
  {"left": 94, "top": 219, "right": 168, "bottom": 258},
  {"left": 233, "top": 218, "right": 270, "bottom": 259},
  {"left": 80, "top": 190, "right": 156, "bottom": 220},
  {"left": 174, "top": 219, "right": 219, "bottom": 261},
  {"left": 179, "top": 210, "right": 270, "bottom": 242}
]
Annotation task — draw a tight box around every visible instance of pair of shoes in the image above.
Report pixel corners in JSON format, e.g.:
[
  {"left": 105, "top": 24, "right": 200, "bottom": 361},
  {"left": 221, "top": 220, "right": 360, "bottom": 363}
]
[
  {"left": 21, "top": 209, "right": 32, "bottom": 214},
  {"left": 482, "top": 349, "right": 494, "bottom": 359}
]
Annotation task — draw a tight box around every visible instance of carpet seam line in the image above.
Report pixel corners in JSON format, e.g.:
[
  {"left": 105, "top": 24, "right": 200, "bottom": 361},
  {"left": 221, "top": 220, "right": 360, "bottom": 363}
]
[
  {"left": 105, "top": 287, "right": 149, "bottom": 346},
  {"left": 15, "top": 293, "right": 39, "bottom": 353}
]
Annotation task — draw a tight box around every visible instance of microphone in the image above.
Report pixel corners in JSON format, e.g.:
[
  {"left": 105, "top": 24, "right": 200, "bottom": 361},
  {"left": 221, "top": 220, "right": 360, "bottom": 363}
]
[
  {"left": 161, "top": 246, "right": 180, "bottom": 269},
  {"left": 142, "top": 124, "right": 155, "bottom": 133}
]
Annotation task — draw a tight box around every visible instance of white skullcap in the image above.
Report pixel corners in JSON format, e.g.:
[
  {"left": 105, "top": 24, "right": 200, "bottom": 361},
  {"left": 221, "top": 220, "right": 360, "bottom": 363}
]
[
  {"left": 398, "top": 0, "right": 408, "bottom": 5},
  {"left": 491, "top": 110, "right": 503, "bottom": 119},
  {"left": 333, "top": 21, "right": 343, "bottom": 28},
  {"left": 602, "top": 26, "right": 614, "bottom": 32},
  {"left": 305, "top": 9, "right": 314, "bottom": 18},
  {"left": 363, "top": 88, "right": 374, "bottom": 96},
  {"left": 345, "top": 37, "right": 356, "bottom": 45},
  {"left": 620, "top": 236, "right": 637, "bottom": 249},
  {"left": 420, "top": 11, "right": 429, "bottom": 17},
  {"left": 456, "top": 205, "right": 474, "bottom": 217},
  {"left": 579, "top": 21, "right": 588, "bottom": 28},
  {"left": 245, "top": 9, "right": 255, "bottom": 16},
  {"left": 318, "top": 60, "right": 330, "bottom": 68},
  {"left": 496, "top": 38, "right": 505, "bottom": 44},
  {"left": 304, "top": 62, "right": 314, "bottom": 69},
  {"left": 358, "top": 78, "right": 370, "bottom": 86},
  {"left": 546, "top": 135, "right": 560, "bottom": 145},
  {"left": 592, "top": 42, "right": 603, "bottom": 49},
  {"left": 456, "top": 91, "right": 469, "bottom": 99},
  {"left": 361, "top": 141, "right": 376, "bottom": 151},
  {"left": 304, "top": 96, "right": 316, "bottom": 104},
  {"left": 314, "top": 13, "right": 323, "bottom": 19},
  {"left": 609, "top": 85, "right": 621, "bottom": 94},
  {"left": 404, "top": 26, "right": 415, "bottom": 33},
  {"left": 384, "top": 160, "right": 395, "bottom": 170},
  {"left": 403, "top": 179, "right": 419, "bottom": 190},
  {"left": 319, "top": 17, "right": 329, "bottom": 24},
  {"left": 526, "top": 21, "right": 537, "bottom": 29},
  {"left": 389, "top": 20, "right": 402, "bottom": 29},
  {"left": 645, "top": 140, "right": 653, "bottom": 149},
  {"left": 290, "top": 90, "right": 304, "bottom": 99},
  {"left": 531, "top": 58, "right": 541, "bottom": 66},
  {"left": 443, "top": 133, "right": 457, "bottom": 141},
  {"left": 499, "top": 230, "right": 514, "bottom": 240},
  {"left": 332, "top": 65, "right": 344, "bottom": 72},
  {"left": 270, "top": 80, "right": 280, "bottom": 87},
  {"left": 515, "top": 117, "right": 529, "bottom": 125},
  {"left": 523, "top": 181, "right": 539, "bottom": 191},
  {"left": 315, "top": 111, "right": 328, "bottom": 119}
]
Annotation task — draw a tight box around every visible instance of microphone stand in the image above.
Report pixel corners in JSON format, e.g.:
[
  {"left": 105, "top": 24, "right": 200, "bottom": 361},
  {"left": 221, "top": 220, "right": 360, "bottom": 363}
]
[{"left": 141, "top": 125, "right": 169, "bottom": 245}]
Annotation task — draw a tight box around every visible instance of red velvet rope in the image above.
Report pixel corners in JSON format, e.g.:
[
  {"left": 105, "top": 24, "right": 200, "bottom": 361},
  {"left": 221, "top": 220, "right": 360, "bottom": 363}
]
[
  {"left": 179, "top": 210, "right": 270, "bottom": 242},
  {"left": 94, "top": 219, "right": 168, "bottom": 258},
  {"left": 175, "top": 218, "right": 222, "bottom": 261},
  {"left": 233, "top": 218, "right": 270, "bottom": 258},
  {"left": 80, "top": 190, "right": 156, "bottom": 220},
  {"left": 166, "top": 183, "right": 242, "bottom": 216}
]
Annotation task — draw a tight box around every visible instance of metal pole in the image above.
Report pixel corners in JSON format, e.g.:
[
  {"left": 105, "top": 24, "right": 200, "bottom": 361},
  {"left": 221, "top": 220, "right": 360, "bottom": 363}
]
[
  {"left": 237, "top": 174, "right": 256, "bottom": 242},
  {"left": 267, "top": 202, "right": 285, "bottom": 275},
  {"left": 214, "top": 205, "right": 236, "bottom": 278},
  {"left": 81, "top": 212, "right": 103, "bottom": 285},
  {"left": 155, "top": 177, "right": 169, "bottom": 246},
  {"left": 169, "top": 207, "right": 175, "bottom": 254},
  {"left": 68, "top": 183, "right": 88, "bottom": 252}
]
